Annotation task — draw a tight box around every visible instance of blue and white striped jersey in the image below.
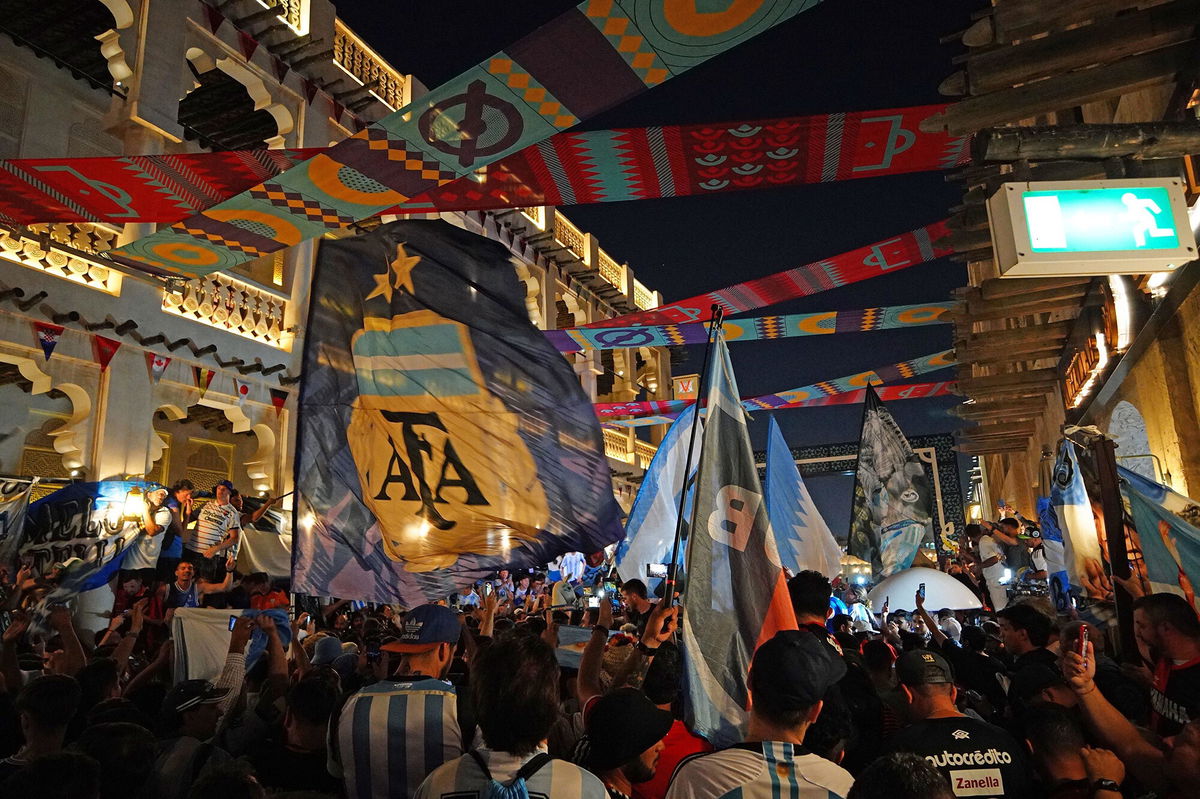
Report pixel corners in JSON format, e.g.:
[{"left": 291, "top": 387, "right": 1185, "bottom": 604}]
[
  {"left": 666, "top": 742, "right": 854, "bottom": 799},
  {"left": 333, "top": 677, "right": 469, "bottom": 799},
  {"left": 414, "top": 745, "right": 608, "bottom": 799}
]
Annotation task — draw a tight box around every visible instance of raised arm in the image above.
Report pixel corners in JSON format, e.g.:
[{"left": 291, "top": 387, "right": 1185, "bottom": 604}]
[
  {"left": 914, "top": 591, "right": 948, "bottom": 647},
  {"left": 576, "top": 596, "right": 613, "bottom": 706}
]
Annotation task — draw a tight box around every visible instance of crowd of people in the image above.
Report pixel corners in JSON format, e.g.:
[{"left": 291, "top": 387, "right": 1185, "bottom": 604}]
[{"left": 0, "top": 495, "right": 1198, "bottom": 798}]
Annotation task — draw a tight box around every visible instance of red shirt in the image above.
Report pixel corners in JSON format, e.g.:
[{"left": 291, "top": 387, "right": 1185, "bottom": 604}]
[
  {"left": 632, "top": 719, "right": 712, "bottom": 799},
  {"left": 251, "top": 589, "right": 290, "bottom": 610}
]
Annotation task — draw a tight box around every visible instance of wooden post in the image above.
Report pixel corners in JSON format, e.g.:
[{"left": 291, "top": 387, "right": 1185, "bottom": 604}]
[
  {"left": 1092, "top": 435, "right": 1136, "bottom": 660},
  {"left": 978, "top": 122, "right": 1200, "bottom": 163}
]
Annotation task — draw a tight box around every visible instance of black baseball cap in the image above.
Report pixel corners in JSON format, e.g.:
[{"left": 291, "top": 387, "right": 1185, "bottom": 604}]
[
  {"left": 750, "top": 630, "right": 846, "bottom": 710},
  {"left": 1010, "top": 664, "right": 1063, "bottom": 702},
  {"left": 580, "top": 687, "right": 673, "bottom": 771},
  {"left": 896, "top": 649, "right": 955, "bottom": 686}
]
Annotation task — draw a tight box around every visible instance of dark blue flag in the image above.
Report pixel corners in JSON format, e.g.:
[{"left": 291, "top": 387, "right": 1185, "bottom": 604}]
[{"left": 293, "top": 220, "right": 623, "bottom": 605}]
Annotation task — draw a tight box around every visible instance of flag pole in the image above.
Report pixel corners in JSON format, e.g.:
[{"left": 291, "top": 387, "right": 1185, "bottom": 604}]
[
  {"left": 665, "top": 304, "right": 724, "bottom": 601},
  {"left": 847, "top": 383, "right": 878, "bottom": 578}
]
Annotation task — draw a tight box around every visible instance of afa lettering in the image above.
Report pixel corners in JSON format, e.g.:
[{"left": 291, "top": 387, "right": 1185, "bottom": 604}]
[{"left": 373, "top": 410, "right": 489, "bottom": 530}]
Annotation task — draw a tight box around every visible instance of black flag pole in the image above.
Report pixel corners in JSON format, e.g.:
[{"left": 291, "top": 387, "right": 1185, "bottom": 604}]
[{"left": 665, "top": 304, "right": 724, "bottom": 602}]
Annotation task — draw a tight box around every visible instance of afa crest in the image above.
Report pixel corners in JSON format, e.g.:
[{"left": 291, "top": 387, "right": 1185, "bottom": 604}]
[{"left": 348, "top": 305, "right": 548, "bottom": 572}]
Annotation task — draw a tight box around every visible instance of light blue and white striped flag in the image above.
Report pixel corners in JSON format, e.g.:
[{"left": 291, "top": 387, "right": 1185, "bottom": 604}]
[
  {"left": 1050, "top": 441, "right": 1106, "bottom": 598},
  {"left": 765, "top": 416, "right": 843, "bottom": 579},
  {"left": 615, "top": 405, "right": 699, "bottom": 581}
]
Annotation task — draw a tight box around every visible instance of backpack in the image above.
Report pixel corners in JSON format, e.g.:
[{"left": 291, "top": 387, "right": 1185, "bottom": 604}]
[{"left": 466, "top": 750, "right": 553, "bottom": 799}]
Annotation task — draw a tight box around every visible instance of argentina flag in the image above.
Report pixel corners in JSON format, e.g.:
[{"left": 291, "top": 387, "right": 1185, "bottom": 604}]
[
  {"left": 764, "top": 416, "right": 843, "bottom": 579},
  {"left": 293, "top": 220, "right": 623, "bottom": 605}
]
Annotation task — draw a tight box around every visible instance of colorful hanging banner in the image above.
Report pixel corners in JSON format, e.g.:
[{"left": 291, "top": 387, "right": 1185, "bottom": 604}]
[
  {"left": 146, "top": 352, "right": 171, "bottom": 383},
  {"left": 234, "top": 379, "right": 251, "bottom": 405},
  {"left": 583, "top": 221, "right": 952, "bottom": 329},
  {"left": 0, "top": 149, "right": 315, "bottom": 227},
  {"left": 93, "top": 336, "right": 120, "bottom": 371},
  {"left": 597, "top": 349, "right": 955, "bottom": 421},
  {"left": 103, "top": 1, "right": 833, "bottom": 276},
  {"left": 602, "top": 381, "right": 956, "bottom": 427},
  {"left": 0, "top": 105, "right": 965, "bottom": 227},
  {"left": 546, "top": 301, "right": 953, "bottom": 353},
  {"left": 406, "top": 103, "right": 968, "bottom": 214},
  {"left": 33, "top": 322, "right": 63, "bottom": 360}
]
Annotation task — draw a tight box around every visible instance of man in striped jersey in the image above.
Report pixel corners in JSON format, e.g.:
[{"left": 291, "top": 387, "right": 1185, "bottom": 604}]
[
  {"left": 666, "top": 630, "right": 855, "bottom": 799},
  {"left": 184, "top": 481, "right": 241, "bottom": 582},
  {"left": 415, "top": 632, "right": 608, "bottom": 799},
  {"left": 331, "top": 603, "right": 478, "bottom": 799}
]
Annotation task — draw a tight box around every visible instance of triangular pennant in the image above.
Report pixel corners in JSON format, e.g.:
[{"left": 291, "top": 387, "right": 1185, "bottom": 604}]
[
  {"left": 269, "top": 387, "right": 287, "bottom": 416},
  {"left": 200, "top": 1, "right": 225, "bottom": 34},
  {"left": 234, "top": 379, "right": 251, "bottom": 405},
  {"left": 270, "top": 55, "right": 289, "bottom": 82},
  {"left": 237, "top": 31, "right": 259, "bottom": 62},
  {"left": 194, "top": 366, "right": 215, "bottom": 398},
  {"left": 329, "top": 98, "right": 345, "bottom": 124},
  {"left": 93, "top": 336, "right": 120, "bottom": 372},
  {"left": 33, "top": 322, "right": 64, "bottom": 361},
  {"left": 301, "top": 77, "right": 318, "bottom": 105},
  {"left": 146, "top": 352, "right": 171, "bottom": 384}
]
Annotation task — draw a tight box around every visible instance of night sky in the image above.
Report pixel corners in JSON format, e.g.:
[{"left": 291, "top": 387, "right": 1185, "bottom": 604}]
[{"left": 335, "top": 1, "right": 979, "bottom": 532}]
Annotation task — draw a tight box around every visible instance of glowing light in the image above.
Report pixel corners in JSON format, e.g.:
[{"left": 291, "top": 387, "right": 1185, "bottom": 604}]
[
  {"left": 1107, "top": 276, "right": 1133, "bottom": 350},
  {"left": 1068, "top": 332, "right": 1110, "bottom": 409},
  {"left": 122, "top": 486, "right": 147, "bottom": 521},
  {"left": 1002, "top": 568, "right": 1013, "bottom": 584}
]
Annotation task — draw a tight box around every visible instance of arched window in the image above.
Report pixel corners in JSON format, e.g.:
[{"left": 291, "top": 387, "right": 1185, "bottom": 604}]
[{"left": 1108, "top": 400, "right": 1155, "bottom": 481}]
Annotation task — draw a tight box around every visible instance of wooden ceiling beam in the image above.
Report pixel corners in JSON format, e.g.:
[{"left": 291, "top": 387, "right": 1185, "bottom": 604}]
[
  {"left": 978, "top": 278, "right": 1092, "bottom": 301},
  {"left": 958, "top": 320, "right": 1073, "bottom": 347}
]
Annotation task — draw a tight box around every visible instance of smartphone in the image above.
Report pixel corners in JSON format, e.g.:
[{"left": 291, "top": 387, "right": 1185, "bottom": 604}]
[
  {"left": 228, "top": 615, "right": 238, "bottom": 632},
  {"left": 482, "top": 583, "right": 494, "bottom": 598},
  {"left": 587, "top": 597, "right": 600, "bottom": 608},
  {"left": 1079, "top": 625, "right": 1089, "bottom": 667},
  {"left": 648, "top": 563, "right": 668, "bottom": 578},
  {"left": 917, "top": 583, "right": 926, "bottom": 601}
]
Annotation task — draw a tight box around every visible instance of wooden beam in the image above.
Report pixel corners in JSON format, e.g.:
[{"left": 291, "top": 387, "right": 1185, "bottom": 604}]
[
  {"left": 968, "top": 0, "right": 1200, "bottom": 95},
  {"left": 924, "top": 40, "right": 1196, "bottom": 136},
  {"left": 993, "top": 0, "right": 1161, "bottom": 44},
  {"left": 978, "top": 277, "right": 1092, "bottom": 302},
  {"left": 958, "top": 368, "right": 1058, "bottom": 390},
  {"left": 967, "top": 283, "right": 1090, "bottom": 311},
  {"left": 960, "top": 422, "right": 1038, "bottom": 438},
  {"left": 955, "top": 442, "right": 1033, "bottom": 455},
  {"left": 959, "top": 348, "right": 1064, "bottom": 368},
  {"left": 979, "top": 122, "right": 1200, "bottom": 163},
  {"left": 956, "top": 338, "right": 1066, "bottom": 359},
  {"left": 958, "top": 321, "right": 1074, "bottom": 347}
]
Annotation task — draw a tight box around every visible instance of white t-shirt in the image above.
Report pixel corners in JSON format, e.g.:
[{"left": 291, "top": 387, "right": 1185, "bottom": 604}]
[
  {"left": 124, "top": 506, "right": 174, "bottom": 570},
  {"left": 978, "top": 535, "right": 1007, "bottom": 583},
  {"left": 1028, "top": 545, "right": 1048, "bottom": 574},
  {"left": 667, "top": 742, "right": 853, "bottom": 799}
]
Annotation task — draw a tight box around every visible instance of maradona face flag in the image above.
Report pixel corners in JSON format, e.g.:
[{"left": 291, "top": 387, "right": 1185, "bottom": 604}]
[{"left": 294, "top": 220, "right": 623, "bottom": 604}]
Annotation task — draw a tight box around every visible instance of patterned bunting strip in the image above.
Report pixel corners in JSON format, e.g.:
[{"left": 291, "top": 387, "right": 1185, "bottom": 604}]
[
  {"left": 269, "top": 387, "right": 287, "bottom": 416},
  {"left": 0, "top": 104, "right": 965, "bottom": 227},
  {"left": 603, "top": 381, "right": 957, "bottom": 428},
  {"left": 194, "top": 366, "right": 215, "bottom": 398},
  {"left": 104, "top": 0, "right": 829, "bottom": 277},
  {"left": 582, "top": 221, "right": 953, "bottom": 329},
  {"left": 400, "top": 103, "right": 968, "bottom": 214},
  {"left": 597, "top": 349, "right": 956, "bottom": 426},
  {"left": 544, "top": 301, "right": 954, "bottom": 353}
]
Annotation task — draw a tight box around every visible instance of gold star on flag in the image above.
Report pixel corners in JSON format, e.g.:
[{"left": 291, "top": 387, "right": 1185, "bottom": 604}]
[
  {"left": 364, "top": 243, "right": 421, "bottom": 302},
  {"left": 365, "top": 269, "right": 394, "bottom": 302},
  {"left": 390, "top": 243, "right": 420, "bottom": 296}
]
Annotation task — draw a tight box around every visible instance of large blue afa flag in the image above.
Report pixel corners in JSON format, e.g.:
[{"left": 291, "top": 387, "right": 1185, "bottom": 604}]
[
  {"left": 681, "top": 336, "right": 796, "bottom": 748},
  {"left": 615, "top": 405, "right": 698, "bottom": 581},
  {"left": 293, "top": 221, "right": 624, "bottom": 605},
  {"left": 764, "top": 416, "right": 842, "bottom": 579}
]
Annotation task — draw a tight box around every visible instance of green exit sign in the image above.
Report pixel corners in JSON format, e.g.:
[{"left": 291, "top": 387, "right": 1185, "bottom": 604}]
[{"left": 987, "top": 179, "right": 1196, "bottom": 277}]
